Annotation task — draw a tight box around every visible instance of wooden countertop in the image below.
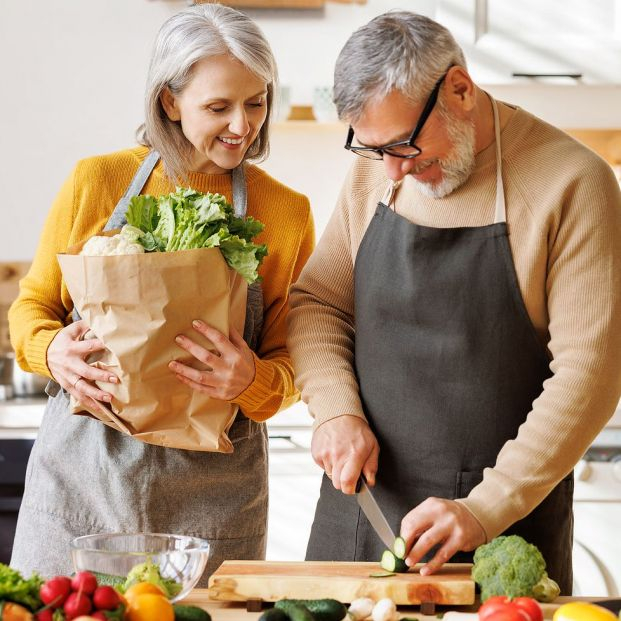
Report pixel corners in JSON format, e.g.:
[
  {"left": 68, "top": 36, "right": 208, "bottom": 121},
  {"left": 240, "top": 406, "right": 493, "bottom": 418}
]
[{"left": 182, "top": 591, "right": 609, "bottom": 621}]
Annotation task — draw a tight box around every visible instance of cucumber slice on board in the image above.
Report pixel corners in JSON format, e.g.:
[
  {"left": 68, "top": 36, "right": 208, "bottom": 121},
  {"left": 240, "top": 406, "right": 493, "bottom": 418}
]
[
  {"left": 393, "top": 536, "right": 407, "bottom": 559},
  {"left": 380, "top": 549, "right": 409, "bottom": 573}
]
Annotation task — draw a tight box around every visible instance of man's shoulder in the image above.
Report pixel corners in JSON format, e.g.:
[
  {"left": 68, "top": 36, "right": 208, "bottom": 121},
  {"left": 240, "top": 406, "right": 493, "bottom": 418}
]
[{"left": 504, "top": 107, "right": 611, "bottom": 179}]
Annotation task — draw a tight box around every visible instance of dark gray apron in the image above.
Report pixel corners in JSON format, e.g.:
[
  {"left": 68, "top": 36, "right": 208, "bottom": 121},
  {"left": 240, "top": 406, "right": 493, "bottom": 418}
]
[
  {"left": 306, "top": 99, "right": 573, "bottom": 593},
  {"left": 11, "top": 152, "right": 266, "bottom": 585}
]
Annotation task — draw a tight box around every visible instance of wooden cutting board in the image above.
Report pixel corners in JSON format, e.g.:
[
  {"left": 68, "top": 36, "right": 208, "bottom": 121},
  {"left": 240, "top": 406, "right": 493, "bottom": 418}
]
[{"left": 207, "top": 561, "right": 475, "bottom": 605}]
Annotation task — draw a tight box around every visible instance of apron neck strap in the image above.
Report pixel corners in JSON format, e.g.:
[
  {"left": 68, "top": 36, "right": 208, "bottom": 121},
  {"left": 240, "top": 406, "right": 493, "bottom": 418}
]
[
  {"left": 490, "top": 96, "right": 506, "bottom": 224},
  {"left": 231, "top": 164, "right": 247, "bottom": 217},
  {"left": 104, "top": 149, "right": 161, "bottom": 231}
]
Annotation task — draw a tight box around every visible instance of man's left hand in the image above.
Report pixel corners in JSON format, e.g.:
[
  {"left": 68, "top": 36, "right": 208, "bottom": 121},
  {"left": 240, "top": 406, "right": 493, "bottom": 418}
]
[{"left": 400, "top": 497, "right": 486, "bottom": 575}]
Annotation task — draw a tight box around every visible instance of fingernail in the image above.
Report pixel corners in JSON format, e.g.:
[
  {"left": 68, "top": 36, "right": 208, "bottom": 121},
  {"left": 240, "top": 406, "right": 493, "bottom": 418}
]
[
  {"left": 420, "top": 566, "right": 429, "bottom": 575},
  {"left": 192, "top": 320, "right": 204, "bottom": 328},
  {"left": 175, "top": 335, "right": 183, "bottom": 343},
  {"left": 108, "top": 376, "right": 118, "bottom": 383},
  {"left": 102, "top": 395, "right": 111, "bottom": 402},
  {"left": 169, "top": 361, "right": 177, "bottom": 368}
]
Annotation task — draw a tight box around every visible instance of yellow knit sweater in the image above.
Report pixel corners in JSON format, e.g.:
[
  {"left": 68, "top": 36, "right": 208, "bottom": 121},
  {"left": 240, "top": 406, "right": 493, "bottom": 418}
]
[
  {"left": 288, "top": 101, "right": 621, "bottom": 540},
  {"left": 9, "top": 146, "right": 314, "bottom": 422}
]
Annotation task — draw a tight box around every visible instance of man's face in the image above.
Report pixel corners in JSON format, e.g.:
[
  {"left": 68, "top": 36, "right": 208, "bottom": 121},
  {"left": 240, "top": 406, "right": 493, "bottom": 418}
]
[{"left": 351, "top": 89, "right": 476, "bottom": 198}]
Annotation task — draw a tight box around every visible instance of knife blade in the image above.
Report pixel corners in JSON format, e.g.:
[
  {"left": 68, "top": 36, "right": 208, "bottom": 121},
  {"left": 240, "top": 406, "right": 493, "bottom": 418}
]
[{"left": 355, "top": 477, "right": 396, "bottom": 549}]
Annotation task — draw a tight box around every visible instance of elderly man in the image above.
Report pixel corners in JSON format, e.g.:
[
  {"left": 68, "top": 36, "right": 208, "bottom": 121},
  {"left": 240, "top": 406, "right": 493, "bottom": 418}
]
[{"left": 287, "top": 11, "right": 621, "bottom": 593}]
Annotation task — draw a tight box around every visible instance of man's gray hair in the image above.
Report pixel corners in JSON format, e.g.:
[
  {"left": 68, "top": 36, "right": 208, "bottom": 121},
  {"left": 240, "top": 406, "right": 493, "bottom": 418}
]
[
  {"left": 137, "top": 4, "right": 277, "bottom": 182},
  {"left": 334, "top": 11, "right": 466, "bottom": 122}
]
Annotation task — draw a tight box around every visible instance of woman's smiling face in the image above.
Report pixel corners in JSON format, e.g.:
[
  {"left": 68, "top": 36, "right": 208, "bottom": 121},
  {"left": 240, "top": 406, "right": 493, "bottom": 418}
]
[{"left": 161, "top": 54, "right": 268, "bottom": 174}]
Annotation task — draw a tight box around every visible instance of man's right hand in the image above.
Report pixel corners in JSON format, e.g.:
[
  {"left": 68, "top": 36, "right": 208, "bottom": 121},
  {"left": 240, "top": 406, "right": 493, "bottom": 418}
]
[{"left": 311, "top": 415, "right": 380, "bottom": 495}]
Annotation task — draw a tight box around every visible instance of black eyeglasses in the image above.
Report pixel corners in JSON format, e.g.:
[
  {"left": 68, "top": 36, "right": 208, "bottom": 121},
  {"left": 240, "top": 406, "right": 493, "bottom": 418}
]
[{"left": 344, "top": 69, "right": 450, "bottom": 160}]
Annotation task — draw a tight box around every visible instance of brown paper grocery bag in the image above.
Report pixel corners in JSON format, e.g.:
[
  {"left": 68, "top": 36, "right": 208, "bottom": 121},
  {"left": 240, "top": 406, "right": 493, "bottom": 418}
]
[{"left": 57, "top": 238, "right": 247, "bottom": 453}]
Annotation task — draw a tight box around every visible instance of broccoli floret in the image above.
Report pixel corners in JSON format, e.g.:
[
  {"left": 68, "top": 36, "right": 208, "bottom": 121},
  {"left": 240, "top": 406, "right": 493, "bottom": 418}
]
[
  {"left": 122, "top": 559, "right": 182, "bottom": 599},
  {"left": 472, "top": 535, "right": 560, "bottom": 602}
]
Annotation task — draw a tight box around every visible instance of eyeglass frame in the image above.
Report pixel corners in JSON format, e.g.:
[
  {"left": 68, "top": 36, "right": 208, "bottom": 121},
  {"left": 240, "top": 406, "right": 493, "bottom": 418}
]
[{"left": 344, "top": 68, "right": 452, "bottom": 160}]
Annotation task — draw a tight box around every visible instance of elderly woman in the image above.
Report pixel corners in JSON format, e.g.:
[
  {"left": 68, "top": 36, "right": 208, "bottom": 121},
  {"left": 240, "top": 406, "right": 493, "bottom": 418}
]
[{"left": 9, "top": 4, "right": 313, "bottom": 582}]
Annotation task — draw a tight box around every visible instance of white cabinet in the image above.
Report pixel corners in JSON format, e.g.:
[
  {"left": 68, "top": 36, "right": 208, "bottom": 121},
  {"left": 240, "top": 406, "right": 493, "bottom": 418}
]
[{"left": 436, "top": 0, "right": 621, "bottom": 84}]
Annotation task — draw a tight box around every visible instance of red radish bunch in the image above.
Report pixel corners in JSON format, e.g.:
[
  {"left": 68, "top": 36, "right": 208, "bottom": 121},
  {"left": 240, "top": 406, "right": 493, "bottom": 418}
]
[{"left": 36, "top": 572, "right": 124, "bottom": 620}]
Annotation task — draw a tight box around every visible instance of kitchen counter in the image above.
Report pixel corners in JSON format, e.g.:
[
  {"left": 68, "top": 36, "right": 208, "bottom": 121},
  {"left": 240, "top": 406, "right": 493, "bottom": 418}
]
[{"left": 181, "top": 593, "right": 613, "bottom": 621}]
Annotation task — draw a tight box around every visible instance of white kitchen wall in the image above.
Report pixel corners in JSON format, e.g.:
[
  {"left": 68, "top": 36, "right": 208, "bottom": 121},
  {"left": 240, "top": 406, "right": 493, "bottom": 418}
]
[{"left": 1, "top": 0, "right": 621, "bottom": 261}]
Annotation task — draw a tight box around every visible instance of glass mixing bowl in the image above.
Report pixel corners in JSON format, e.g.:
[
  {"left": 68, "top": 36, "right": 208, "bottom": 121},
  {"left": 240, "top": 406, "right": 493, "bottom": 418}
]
[{"left": 70, "top": 532, "right": 210, "bottom": 603}]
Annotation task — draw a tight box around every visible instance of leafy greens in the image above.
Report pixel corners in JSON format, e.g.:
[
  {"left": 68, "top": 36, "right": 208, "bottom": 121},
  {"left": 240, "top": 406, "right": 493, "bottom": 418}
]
[
  {"left": 0, "top": 562, "right": 43, "bottom": 611},
  {"left": 125, "top": 187, "right": 267, "bottom": 284}
]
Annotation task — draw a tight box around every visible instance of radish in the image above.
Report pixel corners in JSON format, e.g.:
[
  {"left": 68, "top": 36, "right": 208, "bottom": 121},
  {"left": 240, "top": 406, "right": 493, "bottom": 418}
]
[
  {"left": 64, "top": 592, "right": 93, "bottom": 620},
  {"left": 71, "top": 571, "right": 98, "bottom": 595},
  {"left": 92, "top": 585, "right": 121, "bottom": 610},
  {"left": 35, "top": 609, "right": 54, "bottom": 621},
  {"left": 40, "top": 576, "right": 72, "bottom": 608}
]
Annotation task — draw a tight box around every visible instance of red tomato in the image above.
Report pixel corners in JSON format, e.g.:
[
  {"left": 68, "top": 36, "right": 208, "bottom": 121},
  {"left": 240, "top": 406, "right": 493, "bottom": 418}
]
[
  {"left": 512, "top": 598, "right": 543, "bottom": 621},
  {"left": 71, "top": 571, "right": 98, "bottom": 595},
  {"left": 40, "top": 576, "right": 72, "bottom": 608},
  {"left": 479, "top": 596, "right": 513, "bottom": 620},
  {"left": 93, "top": 585, "right": 122, "bottom": 610},
  {"left": 479, "top": 596, "right": 542, "bottom": 621},
  {"left": 64, "top": 592, "right": 93, "bottom": 620},
  {"left": 480, "top": 609, "right": 529, "bottom": 621}
]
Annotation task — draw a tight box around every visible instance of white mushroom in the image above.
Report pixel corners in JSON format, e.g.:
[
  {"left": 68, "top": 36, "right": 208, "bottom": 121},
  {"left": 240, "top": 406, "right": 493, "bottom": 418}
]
[
  {"left": 348, "top": 597, "right": 376, "bottom": 621},
  {"left": 371, "top": 598, "right": 397, "bottom": 621}
]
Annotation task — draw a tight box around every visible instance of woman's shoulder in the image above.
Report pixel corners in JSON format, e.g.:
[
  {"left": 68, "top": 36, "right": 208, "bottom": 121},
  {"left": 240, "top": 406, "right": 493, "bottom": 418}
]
[
  {"left": 73, "top": 145, "right": 151, "bottom": 181},
  {"left": 245, "top": 164, "right": 310, "bottom": 215}
]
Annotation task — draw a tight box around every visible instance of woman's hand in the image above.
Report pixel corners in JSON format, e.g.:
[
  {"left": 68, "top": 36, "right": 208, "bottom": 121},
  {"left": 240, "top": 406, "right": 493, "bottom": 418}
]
[
  {"left": 169, "top": 319, "right": 256, "bottom": 400},
  {"left": 47, "top": 320, "right": 118, "bottom": 414}
]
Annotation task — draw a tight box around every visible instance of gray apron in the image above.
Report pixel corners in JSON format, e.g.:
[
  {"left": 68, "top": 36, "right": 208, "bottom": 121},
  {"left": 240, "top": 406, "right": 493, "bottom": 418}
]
[
  {"left": 11, "top": 152, "right": 267, "bottom": 585},
  {"left": 306, "top": 99, "right": 573, "bottom": 593}
]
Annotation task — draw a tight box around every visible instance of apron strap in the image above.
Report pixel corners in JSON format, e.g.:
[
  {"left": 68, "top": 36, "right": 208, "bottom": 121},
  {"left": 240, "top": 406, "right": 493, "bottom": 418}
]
[
  {"left": 232, "top": 164, "right": 247, "bottom": 217},
  {"left": 104, "top": 150, "right": 161, "bottom": 232},
  {"left": 380, "top": 180, "right": 401, "bottom": 209},
  {"left": 490, "top": 96, "right": 506, "bottom": 224}
]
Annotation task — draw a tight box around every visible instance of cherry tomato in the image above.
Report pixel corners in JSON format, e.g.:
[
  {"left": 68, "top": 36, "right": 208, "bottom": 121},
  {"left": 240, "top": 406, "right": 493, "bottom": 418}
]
[
  {"left": 71, "top": 571, "right": 98, "bottom": 595},
  {"left": 40, "top": 576, "right": 72, "bottom": 608}
]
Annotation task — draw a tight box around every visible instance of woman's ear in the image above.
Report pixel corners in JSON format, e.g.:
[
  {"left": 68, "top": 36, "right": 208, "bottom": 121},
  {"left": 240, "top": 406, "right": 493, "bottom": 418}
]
[
  {"left": 443, "top": 66, "right": 476, "bottom": 114},
  {"left": 160, "top": 87, "right": 181, "bottom": 121}
]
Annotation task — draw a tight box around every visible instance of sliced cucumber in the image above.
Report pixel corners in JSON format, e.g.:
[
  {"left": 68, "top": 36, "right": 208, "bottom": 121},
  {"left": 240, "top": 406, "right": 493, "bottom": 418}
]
[
  {"left": 369, "top": 571, "right": 396, "bottom": 578},
  {"left": 393, "top": 536, "right": 407, "bottom": 559},
  {"left": 380, "top": 549, "right": 408, "bottom": 573}
]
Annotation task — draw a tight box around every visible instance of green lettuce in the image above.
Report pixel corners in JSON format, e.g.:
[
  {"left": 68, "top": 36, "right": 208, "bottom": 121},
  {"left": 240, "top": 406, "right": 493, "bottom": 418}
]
[
  {"left": 125, "top": 187, "right": 267, "bottom": 284},
  {"left": 0, "top": 562, "right": 43, "bottom": 611}
]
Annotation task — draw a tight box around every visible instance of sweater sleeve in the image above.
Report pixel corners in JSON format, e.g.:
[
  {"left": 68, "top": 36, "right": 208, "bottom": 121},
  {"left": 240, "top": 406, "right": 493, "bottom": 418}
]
[
  {"left": 232, "top": 199, "right": 315, "bottom": 421},
  {"left": 287, "top": 166, "right": 370, "bottom": 430},
  {"left": 8, "top": 166, "right": 78, "bottom": 378},
  {"left": 459, "top": 158, "right": 621, "bottom": 540}
]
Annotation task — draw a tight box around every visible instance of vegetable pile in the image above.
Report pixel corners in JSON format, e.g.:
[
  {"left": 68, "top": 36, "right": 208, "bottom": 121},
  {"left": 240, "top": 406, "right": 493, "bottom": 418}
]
[
  {"left": 472, "top": 535, "right": 560, "bottom": 603},
  {"left": 81, "top": 187, "right": 268, "bottom": 285},
  {"left": 0, "top": 563, "right": 206, "bottom": 621}
]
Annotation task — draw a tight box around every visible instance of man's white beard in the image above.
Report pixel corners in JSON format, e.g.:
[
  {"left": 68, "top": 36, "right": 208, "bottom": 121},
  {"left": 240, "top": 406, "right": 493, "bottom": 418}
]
[{"left": 410, "top": 110, "right": 476, "bottom": 199}]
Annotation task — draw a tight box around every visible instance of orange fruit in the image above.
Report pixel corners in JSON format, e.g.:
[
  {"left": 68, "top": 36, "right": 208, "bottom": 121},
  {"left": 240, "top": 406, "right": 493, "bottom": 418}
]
[
  {"left": 124, "top": 581, "right": 166, "bottom": 604},
  {"left": 126, "top": 593, "right": 174, "bottom": 621}
]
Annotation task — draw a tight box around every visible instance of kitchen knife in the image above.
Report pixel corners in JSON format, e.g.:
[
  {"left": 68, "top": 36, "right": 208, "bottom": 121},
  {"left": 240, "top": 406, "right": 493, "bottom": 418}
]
[{"left": 355, "top": 477, "right": 396, "bottom": 549}]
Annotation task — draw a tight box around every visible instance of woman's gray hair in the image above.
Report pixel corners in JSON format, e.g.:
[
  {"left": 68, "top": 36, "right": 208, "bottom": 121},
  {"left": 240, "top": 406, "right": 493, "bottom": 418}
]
[
  {"left": 333, "top": 11, "right": 466, "bottom": 123},
  {"left": 137, "top": 3, "right": 278, "bottom": 182}
]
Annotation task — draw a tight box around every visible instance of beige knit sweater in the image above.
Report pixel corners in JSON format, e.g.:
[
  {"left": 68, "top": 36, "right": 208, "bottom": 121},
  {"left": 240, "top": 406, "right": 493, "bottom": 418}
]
[{"left": 287, "top": 101, "right": 621, "bottom": 541}]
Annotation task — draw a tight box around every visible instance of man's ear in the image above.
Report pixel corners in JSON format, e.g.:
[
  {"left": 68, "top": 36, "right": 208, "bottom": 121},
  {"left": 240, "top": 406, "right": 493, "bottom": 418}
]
[
  {"left": 160, "top": 87, "right": 181, "bottom": 121},
  {"left": 443, "top": 66, "right": 476, "bottom": 114}
]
